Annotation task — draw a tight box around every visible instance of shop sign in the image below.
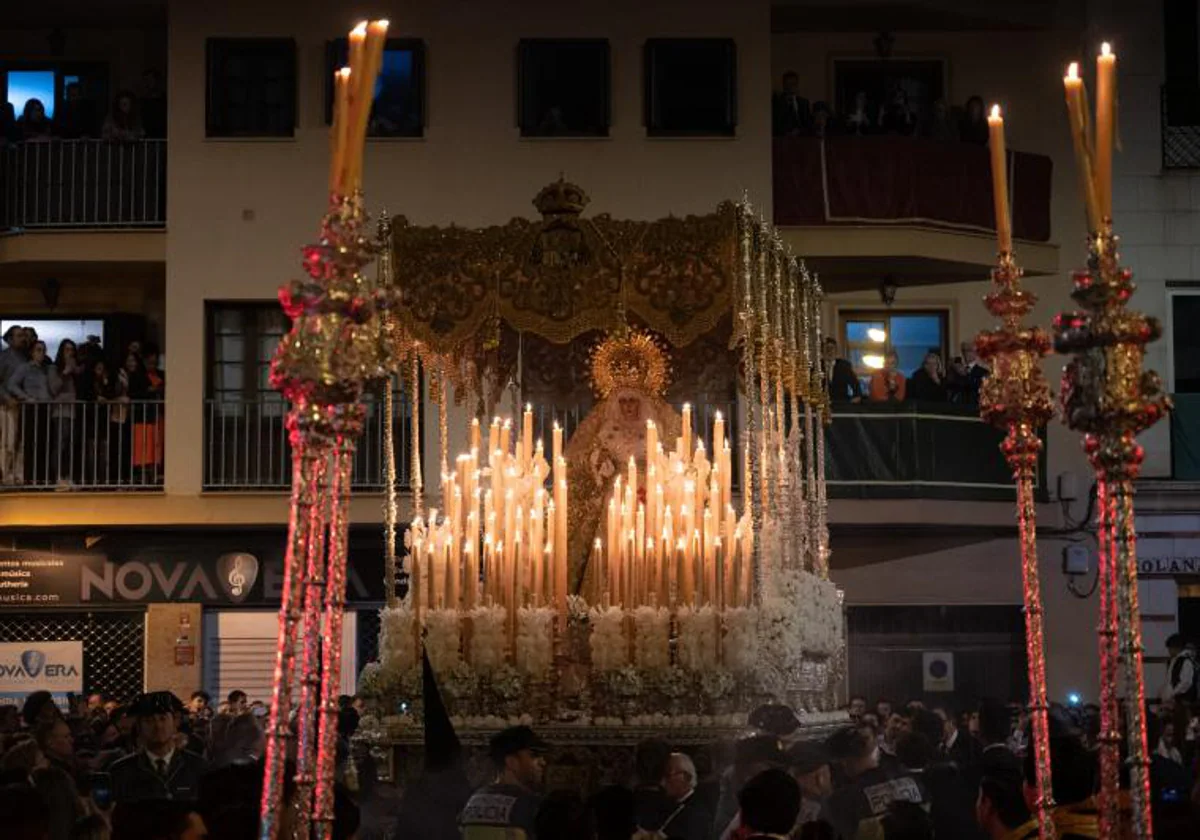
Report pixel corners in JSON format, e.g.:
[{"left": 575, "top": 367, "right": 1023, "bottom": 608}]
[
  {"left": 1135, "top": 538, "right": 1200, "bottom": 577},
  {"left": 0, "top": 641, "right": 82, "bottom": 708},
  {"left": 0, "top": 546, "right": 385, "bottom": 606}
]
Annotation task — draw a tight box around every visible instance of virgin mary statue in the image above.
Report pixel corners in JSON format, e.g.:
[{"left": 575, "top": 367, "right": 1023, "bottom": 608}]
[{"left": 565, "top": 330, "right": 681, "bottom": 592}]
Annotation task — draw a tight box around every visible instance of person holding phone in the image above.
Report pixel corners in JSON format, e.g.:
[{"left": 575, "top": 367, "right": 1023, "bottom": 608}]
[
  {"left": 908, "top": 350, "right": 948, "bottom": 402},
  {"left": 868, "top": 350, "right": 907, "bottom": 403}
]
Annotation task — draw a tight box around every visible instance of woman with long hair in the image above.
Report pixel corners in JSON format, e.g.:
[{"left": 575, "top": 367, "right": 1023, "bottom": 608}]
[
  {"left": 8, "top": 340, "right": 53, "bottom": 484},
  {"left": 52, "top": 339, "right": 81, "bottom": 486},
  {"left": 101, "top": 91, "right": 144, "bottom": 142}
]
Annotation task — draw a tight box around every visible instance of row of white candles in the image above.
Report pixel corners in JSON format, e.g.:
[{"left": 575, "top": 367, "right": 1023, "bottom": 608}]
[
  {"left": 593, "top": 405, "right": 753, "bottom": 610},
  {"left": 409, "top": 407, "right": 568, "bottom": 624},
  {"left": 406, "top": 405, "right": 755, "bottom": 625}
]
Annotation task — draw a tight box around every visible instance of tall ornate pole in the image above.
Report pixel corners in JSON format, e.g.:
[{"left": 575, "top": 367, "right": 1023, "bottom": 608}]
[
  {"left": 1055, "top": 46, "right": 1170, "bottom": 840},
  {"left": 1055, "top": 226, "right": 1169, "bottom": 840},
  {"left": 261, "top": 19, "right": 388, "bottom": 839},
  {"left": 977, "top": 251, "right": 1056, "bottom": 840}
]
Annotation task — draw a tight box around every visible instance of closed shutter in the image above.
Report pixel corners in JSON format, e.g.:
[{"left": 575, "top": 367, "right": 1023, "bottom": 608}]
[{"left": 202, "top": 610, "right": 357, "bottom": 704}]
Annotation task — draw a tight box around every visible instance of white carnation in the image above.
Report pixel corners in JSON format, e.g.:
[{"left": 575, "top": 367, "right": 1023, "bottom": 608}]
[
  {"left": 632, "top": 606, "right": 671, "bottom": 671},
  {"left": 516, "top": 607, "right": 555, "bottom": 676},
  {"left": 469, "top": 605, "right": 507, "bottom": 672},
  {"left": 589, "top": 606, "right": 629, "bottom": 671}
]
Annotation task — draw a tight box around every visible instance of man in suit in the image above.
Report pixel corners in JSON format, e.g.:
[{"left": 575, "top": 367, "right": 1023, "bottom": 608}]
[
  {"left": 823, "top": 338, "right": 862, "bottom": 403},
  {"left": 655, "top": 752, "right": 712, "bottom": 840},
  {"left": 110, "top": 691, "right": 208, "bottom": 804},
  {"left": 773, "top": 71, "right": 812, "bottom": 136}
]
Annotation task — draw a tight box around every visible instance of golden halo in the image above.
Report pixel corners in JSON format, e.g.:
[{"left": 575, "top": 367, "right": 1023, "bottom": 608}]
[{"left": 589, "top": 330, "right": 671, "bottom": 399}]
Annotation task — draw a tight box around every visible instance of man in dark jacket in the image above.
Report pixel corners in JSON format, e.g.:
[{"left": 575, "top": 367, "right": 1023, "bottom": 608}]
[
  {"left": 110, "top": 691, "right": 208, "bottom": 803},
  {"left": 823, "top": 337, "right": 862, "bottom": 403},
  {"left": 655, "top": 752, "right": 712, "bottom": 840},
  {"left": 739, "top": 768, "right": 802, "bottom": 840},
  {"left": 459, "top": 725, "right": 548, "bottom": 839},
  {"left": 821, "top": 726, "right": 928, "bottom": 839}
]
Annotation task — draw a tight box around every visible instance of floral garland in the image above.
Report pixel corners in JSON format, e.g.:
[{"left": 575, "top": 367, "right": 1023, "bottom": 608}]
[
  {"left": 489, "top": 663, "right": 526, "bottom": 701},
  {"left": 721, "top": 607, "right": 759, "bottom": 673},
  {"left": 469, "top": 605, "right": 507, "bottom": 672},
  {"left": 379, "top": 605, "right": 417, "bottom": 674},
  {"left": 425, "top": 608, "right": 462, "bottom": 672},
  {"left": 676, "top": 605, "right": 718, "bottom": 671},
  {"left": 699, "top": 667, "right": 735, "bottom": 699},
  {"left": 632, "top": 606, "right": 671, "bottom": 670},
  {"left": 516, "top": 607, "right": 555, "bottom": 676},
  {"left": 655, "top": 665, "right": 692, "bottom": 699},
  {"left": 440, "top": 659, "right": 479, "bottom": 701},
  {"left": 795, "top": 571, "right": 843, "bottom": 657},
  {"left": 589, "top": 605, "right": 628, "bottom": 671}
]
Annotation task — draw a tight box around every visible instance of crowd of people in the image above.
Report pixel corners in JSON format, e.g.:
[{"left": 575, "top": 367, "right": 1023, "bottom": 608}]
[
  {"left": 0, "top": 325, "right": 164, "bottom": 488},
  {"left": 823, "top": 337, "right": 989, "bottom": 406},
  {"left": 0, "top": 72, "right": 166, "bottom": 146},
  {"left": 0, "top": 639, "right": 1196, "bottom": 840},
  {"left": 773, "top": 72, "right": 992, "bottom": 145}
]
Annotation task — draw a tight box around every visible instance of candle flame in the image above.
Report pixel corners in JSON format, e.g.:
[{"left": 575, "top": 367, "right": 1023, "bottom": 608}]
[
  {"left": 1067, "top": 62, "right": 1080, "bottom": 80},
  {"left": 337, "top": 66, "right": 351, "bottom": 80},
  {"left": 350, "top": 21, "right": 368, "bottom": 37},
  {"left": 990, "top": 104, "right": 1002, "bottom": 120},
  {"left": 1100, "top": 41, "right": 1112, "bottom": 57}
]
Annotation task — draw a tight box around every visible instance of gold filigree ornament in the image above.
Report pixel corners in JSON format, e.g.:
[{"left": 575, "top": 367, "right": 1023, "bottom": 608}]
[{"left": 589, "top": 330, "right": 672, "bottom": 399}]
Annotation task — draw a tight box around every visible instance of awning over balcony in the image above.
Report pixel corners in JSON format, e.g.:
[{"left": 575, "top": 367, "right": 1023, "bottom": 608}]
[{"left": 773, "top": 136, "right": 1053, "bottom": 242}]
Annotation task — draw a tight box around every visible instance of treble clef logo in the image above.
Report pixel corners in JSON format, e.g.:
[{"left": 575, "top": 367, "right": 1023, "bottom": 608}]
[{"left": 229, "top": 556, "right": 247, "bottom": 597}]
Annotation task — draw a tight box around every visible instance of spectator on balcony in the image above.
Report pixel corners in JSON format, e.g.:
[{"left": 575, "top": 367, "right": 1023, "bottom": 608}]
[
  {"left": 811, "top": 102, "right": 838, "bottom": 139},
  {"left": 112, "top": 351, "right": 142, "bottom": 484},
  {"left": 54, "top": 83, "right": 98, "bottom": 139},
  {"left": 948, "top": 341, "right": 988, "bottom": 405},
  {"left": 879, "top": 88, "right": 916, "bottom": 136},
  {"left": 908, "top": 351, "right": 948, "bottom": 403},
  {"left": 9, "top": 340, "right": 53, "bottom": 485},
  {"left": 822, "top": 338, "right": 861, "bottom": 403},
  {"left": 80, "top": 359, "right": 117, "bottom": 484},
  {"left": 867, "top": 350, "right": 906, "bottom": 403},
  {"left": 102, "top": 91, "right": 145, "bottom": 143},
  {"left": 17, "top": 99, "right": 53, "bottom": 141},
  {"left": 1, "top": 102, "right": 19, "bottom": 145},
  {"left": 51, "top": 340, "right": 82, "bottom": 488},
  {"left": 844, "top": 91, "right": 876, "bottom": 136},
  {"left": 960, "top": 96, "right": 989, "bottom": 146},
  {"left": 139, "top": 70, "right": 167, "bottom": 139},
  {"left": 773, "top": 71, "right": 812, "bottom": 137},
  {"left": 920, "top": 99, "right": 959, "bottom": 142},
  {"left": 131, "top": 344, "right": 165, "bottom": 480},
  {"left": 0, "top": 325, "right": 29, "bottom": 486}
]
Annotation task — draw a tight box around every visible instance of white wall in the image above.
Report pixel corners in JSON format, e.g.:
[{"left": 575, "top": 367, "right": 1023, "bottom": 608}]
[{"left": 164, "top": 0, "right": 772, "bottom": 495}]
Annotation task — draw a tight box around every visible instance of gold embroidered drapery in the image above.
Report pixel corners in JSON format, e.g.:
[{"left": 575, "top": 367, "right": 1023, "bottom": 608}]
[{"left": 386, "top": 178, "right": 739, "bottom": 352}]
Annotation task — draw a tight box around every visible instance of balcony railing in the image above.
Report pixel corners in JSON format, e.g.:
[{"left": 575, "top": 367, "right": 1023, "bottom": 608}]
[
  {"left": 826, "top": 401, "right": 1046, "bottom": 501},
  {"left": 0, "top": 139, "right": 166, "bottom": 230},
  {"left": 0, "top": 400, "right": 164, "bottom": 492},
  {"left": 772, "top": 136, "right": 1053, "bottom": 242},
  {"left": 204, "top": 394, "right": 414, "bottom": 491}
]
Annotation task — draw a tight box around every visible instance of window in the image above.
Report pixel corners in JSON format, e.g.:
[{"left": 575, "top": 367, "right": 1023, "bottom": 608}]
[
  {"left": 6, "top": 70, "right": 56, "bottom": 118},
  {"left": 517, "top": 39, "right": 610, "bottom": 137},
  {"left": 832, "top": 58, "right": 945, "bottom": 132},
  {"left": 644, "top": 38, "right": 737, "bottom": 137},
  {"left": 325, "top": 38, "right": 426, "bottom": 138},
  {"left": 838, "top": 309, "right": 949, "bottom": 385},
  {"left": 1171, "top": 291, "right": 1200, "bottom": 393},
  {"left": 207, "top": 304, "right": 288, "bottom": 415},
  {"left": 206, "top": 38, "right": 297, "bottom": 138}
]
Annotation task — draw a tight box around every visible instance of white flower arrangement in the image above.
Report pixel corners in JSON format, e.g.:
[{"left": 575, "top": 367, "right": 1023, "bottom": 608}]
[
  {"left": 490, "top": 663, "right": 526, "bottom": 701},
  {"left": 676, "top": 605, "right": 719, "bottom": 671},
  {"left": 425, "top": 608, "right": 462, "bottom": 672},
  {"left": 379, "top": 605, "right": 417, "bottom": 674},
  {"left": 721, "top": 607, "right": 759, "bottom": 673},
  {"left": 656, "top": 665, "right": 692, "bottom": 699},
  {"left": 632, "top": 606, "right": 671, "bottom": 670},
  {"left": 589, "top": 605, "right": 629, "bottom": 671},
  {"left": 795, "top": 571, "right": 843, "bottom": 657},
  {"left": 567, "top": 594, "right": 591, "bottom": 623},
  {"left": 469, "top": 605, "right": 507, "bottom": 672},
  {"left": 441, "top": 659, "right": 479, "bottom": 700},
  {"left": 699, "top": 667, "right": 736, "bottom": 699},
  {"left": 356, "top": 661, "right": 387, "bottom": 698},
  {"left": 516, "top": 607, "right": 555, "bottom": 676},
  {"left": 601, "top": 664, "right": 643, "bottom": 698}
]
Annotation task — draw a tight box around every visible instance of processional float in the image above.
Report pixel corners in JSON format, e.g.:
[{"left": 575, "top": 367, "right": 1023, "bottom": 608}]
[
  {"left": 259, "top": 17, "right": 847, "bottom": 839},
  {"left": 978, "top": 43, "right": 1170, "bottom": 840}
]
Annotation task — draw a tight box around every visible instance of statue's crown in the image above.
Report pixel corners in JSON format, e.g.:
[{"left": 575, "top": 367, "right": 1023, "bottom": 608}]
[{"left": 590, "top": 330, "right": 671, "bottom": 399}]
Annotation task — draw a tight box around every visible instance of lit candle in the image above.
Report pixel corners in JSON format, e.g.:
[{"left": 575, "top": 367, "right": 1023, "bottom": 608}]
[
  {"left": 329, "top": 67, "right": 352, "bottom": 193},
  {"left": 555, "top": 472, "right": 568, "bottom": 615},
  {"left": 987, "top": 105, "right": 1012, "bottom": 254},
  {"left": 523, "top": 404, "right": 534, "bottom": 471},
  {"left": 470, "top": 418, "right": 481, "bottom": 455},
  {"left": 1095, "top": 42, "right": 1116, "bottom": 221},
  {"left": 489, "top": 417, "right": 500, "bottom": 455},
  {"left": 1063, "top": 63, "right": 1101, "bottom": 233},
  {"left": 500, "top": 419, "right": 511, "bottom": 456},
  {"left": 682, "top": 403, "right": 692, "bottom": 457}
]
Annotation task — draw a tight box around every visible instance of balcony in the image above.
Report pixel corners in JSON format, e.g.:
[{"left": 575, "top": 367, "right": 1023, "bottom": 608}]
[
  {"left": 772, "top": 136, "right": 1058, "bottom": 289},
  {"left": 0, "top": 400, "right": 163, "bottom": 492},
  {"left": 1162, "top": 84, "right": 1200, "bottom": 170},
  {"left": 203, "top": 394, "right": 415, "bottom": 491},
  {"left": 826, "top": 401, "right": 1046, "bottom": 502},
  {"left": 0, "top": 139, "right": 166, "bottom": 231}
]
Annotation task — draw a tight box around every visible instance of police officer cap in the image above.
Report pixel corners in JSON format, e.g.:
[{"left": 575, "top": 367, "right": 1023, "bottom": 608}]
[
  {"left": 130, "top": 691, "right": 183, "bottom": 718},
  {"left": 488, "top": 725, "right": 550, "bottom": 763},
  {"left": 748, "top": 703, "right": 800, "bottom": 737}
]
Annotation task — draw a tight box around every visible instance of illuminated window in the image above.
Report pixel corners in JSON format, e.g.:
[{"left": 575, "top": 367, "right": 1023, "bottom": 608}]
[{"left": 839, "top": 309, "right": 949, "bottom": 385}]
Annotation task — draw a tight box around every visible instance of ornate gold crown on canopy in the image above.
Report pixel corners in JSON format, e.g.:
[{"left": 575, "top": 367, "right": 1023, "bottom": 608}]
[{"left": 589, "top": 330, "right": 671, "bottom": 398}]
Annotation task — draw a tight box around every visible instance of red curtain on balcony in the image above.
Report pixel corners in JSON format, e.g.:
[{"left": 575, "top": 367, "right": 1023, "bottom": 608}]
[{"left": 773, "top": 136, "right": 1052, "bottom": 242}]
